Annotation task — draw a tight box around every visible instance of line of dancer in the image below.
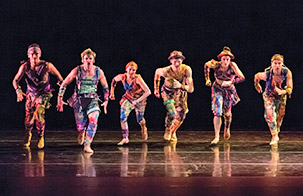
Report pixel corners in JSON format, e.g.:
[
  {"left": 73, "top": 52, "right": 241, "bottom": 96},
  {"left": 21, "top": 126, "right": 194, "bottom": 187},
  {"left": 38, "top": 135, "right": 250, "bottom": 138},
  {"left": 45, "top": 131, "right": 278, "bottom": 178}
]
[{"left": 13, "top": 44, "right": 293, "bottom": 153}]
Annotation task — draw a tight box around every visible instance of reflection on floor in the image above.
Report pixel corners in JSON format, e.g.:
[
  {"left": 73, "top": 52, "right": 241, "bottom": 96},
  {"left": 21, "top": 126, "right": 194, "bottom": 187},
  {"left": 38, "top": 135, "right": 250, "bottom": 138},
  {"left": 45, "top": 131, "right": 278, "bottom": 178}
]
[{"left": 1, "top": 130, "right": 303, "bottom": 195}]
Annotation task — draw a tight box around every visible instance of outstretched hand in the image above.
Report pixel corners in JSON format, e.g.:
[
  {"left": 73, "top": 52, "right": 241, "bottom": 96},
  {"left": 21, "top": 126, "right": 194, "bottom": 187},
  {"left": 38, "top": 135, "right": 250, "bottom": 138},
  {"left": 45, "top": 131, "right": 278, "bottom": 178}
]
[
  {"left": 154, "top": 89, "right": 160, "bottom": 98},
  {"left": 109, "top": 94, "right": 115, "bottom": 100},
  {"left": 255, "top": 83, "right": 263, "bottom": 93},
  {"left": 16, "top": 92, "right": 26, "bottom": 102},
  {"left": 101, "top": 100, "right": 108, "bottom": 114},
  {"left": 205, "top": 79, "right": 212, "bottom": 87},
  {"left": 56, "top": 99, "right": 68, "bottom": 112}
]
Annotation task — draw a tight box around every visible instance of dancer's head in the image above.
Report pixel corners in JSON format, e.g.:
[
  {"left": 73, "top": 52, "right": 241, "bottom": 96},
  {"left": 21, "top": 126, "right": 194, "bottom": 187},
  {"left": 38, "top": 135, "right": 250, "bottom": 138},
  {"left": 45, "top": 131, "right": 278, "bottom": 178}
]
[{"left": 81, "top": 48, "right": 96, "bottom": 63}]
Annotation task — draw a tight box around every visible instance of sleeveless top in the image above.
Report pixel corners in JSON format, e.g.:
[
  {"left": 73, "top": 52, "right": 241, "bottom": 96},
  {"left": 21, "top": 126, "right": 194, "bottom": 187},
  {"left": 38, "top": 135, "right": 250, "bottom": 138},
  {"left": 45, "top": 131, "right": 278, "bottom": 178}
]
[
  {"left": 213, "top": 62, "right": 236, "bottom": 81},
  {"left": 163, "top": 64, "right": 188, "bottom": 90},
  {"left": 76, "top": 65, "right": 100, "bottom": 98},
  {"left": 265, "top": 66, "right": 288, "bottom": 97},
  {"left": 121, "top": 73, "right": 144, "bottom": 100},
  {"left": 25, "top": 60, "right": 51, "bottom": 96}
]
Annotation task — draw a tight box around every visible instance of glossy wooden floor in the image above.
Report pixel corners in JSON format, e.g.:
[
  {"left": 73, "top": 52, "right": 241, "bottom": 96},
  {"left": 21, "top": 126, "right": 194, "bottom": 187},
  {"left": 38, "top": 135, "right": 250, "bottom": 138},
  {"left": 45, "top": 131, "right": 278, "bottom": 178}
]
[{"left": 1, "top": 130, "right": 303, "bottom": 196}]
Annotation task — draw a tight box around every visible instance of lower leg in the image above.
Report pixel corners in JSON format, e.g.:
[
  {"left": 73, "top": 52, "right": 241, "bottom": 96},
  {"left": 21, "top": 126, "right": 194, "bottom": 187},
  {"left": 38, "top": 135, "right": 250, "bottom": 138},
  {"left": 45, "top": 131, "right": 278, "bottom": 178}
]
[
  {"left": 24, "top": 129, "right": 32, "bottom": 147},
  {"left": 24, "top": 111, "right": 34, "bottom": 147},
  {"left": 169, "top": 120, "right": 182, "bottom": 142},
  {"left": 270, "top": 128, "right": 279, "bottom": 145},
  {"left": 139, "top": 119, "right": 148, "bottom": 141},
  {"left": 77, "top": 129, "right": 86, "bottom": 145},
  {"left": 84, "top": 111, "right": 99, "bottom": 152},
  {"left": 223, "top": 112, "right": 232, "bottom": 140},
  {"left": 36, "top": 105, "right": 46, "bottom": 149},
  {"left": 36, "top": 123, "right": 45, "bottom": 149},
  {"left": 211, "top": 116, "right": 222, "bottom": 144},
  {"left": 118, "top": 121, "right": 129, "bottom": 145},
  {"left": 163, "top": 100, "right": 176, "bottom": 141},
  {"left": 164, "top": 115, "right": 172, "bottom": 141}
]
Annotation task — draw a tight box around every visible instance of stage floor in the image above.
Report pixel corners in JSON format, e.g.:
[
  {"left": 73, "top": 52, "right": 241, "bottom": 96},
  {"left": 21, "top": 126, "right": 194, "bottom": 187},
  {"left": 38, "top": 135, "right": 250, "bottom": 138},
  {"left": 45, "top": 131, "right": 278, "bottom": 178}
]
[{"left": 1, "top": 130, "right": 303, "bottom": 196}]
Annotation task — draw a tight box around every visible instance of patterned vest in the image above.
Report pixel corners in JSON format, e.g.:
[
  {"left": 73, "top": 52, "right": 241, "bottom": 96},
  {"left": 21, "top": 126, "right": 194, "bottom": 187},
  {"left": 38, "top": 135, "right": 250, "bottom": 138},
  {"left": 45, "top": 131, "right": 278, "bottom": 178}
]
[
  {"left": 265, "top": 66, "right": 288, "bottom": 97},
  {"left": 76, "top": 65, "right": 100, "bottom": 98},
  {"left": 25, "top": 60, "right": 51, "bottom": 95}
]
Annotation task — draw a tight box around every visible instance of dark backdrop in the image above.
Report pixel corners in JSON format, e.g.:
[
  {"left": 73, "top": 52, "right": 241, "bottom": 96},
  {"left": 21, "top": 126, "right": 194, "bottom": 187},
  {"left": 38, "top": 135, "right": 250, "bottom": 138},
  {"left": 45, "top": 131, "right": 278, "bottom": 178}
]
[{"left": 1, "top": 0, "right": 302, "bottom": 132}]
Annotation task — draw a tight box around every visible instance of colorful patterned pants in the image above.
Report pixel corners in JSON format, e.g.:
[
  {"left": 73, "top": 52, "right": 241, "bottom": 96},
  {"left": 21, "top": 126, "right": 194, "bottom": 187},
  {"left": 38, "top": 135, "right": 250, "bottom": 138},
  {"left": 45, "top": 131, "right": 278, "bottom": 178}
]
[
  {"left": 263, "top": 93, "right": 287, "bottom": 135},
  {"left": 74, "top": 97, "right": 100, "bottom": 146},
  {"left": 161, "top": 86, "right": 188, "bottom": 131},
  {"left": 120, "top": 99, "right": 147, "bottom": 138},
  {"left": 211, "top": 83, "right": 239, "bottom": 130},
  {"left": 24, "top": 92, "right": 52, "bottom": 137}
]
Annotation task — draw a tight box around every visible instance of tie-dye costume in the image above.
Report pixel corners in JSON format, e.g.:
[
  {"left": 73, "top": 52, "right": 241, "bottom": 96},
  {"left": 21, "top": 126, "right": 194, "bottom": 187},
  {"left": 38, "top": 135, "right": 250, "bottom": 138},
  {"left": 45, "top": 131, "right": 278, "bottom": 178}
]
[
  {"left": 204, "top": 60, "right": 243, "bottom": 130},
  {"left": 24, "top": 60, "right": 53, "bottom": 139},
  {"left": 69, "top": 65, "right": 108, "bottom": 147},
  {"left": 263, "top": 66, "right": 289, "bottom": 135},
  {"left": 119, "top": 74, "right": 147, "bottom": 138},
  {"left": 161, "top": 64, "right": 190, "bottom": 136}
]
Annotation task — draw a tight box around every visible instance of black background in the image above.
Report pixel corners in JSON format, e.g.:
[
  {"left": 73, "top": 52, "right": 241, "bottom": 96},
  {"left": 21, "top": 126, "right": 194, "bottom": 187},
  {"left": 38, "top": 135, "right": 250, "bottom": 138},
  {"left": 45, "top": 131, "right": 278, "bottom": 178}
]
[{"left": 1, "top": 0, "right": 302, "bottom": 132}]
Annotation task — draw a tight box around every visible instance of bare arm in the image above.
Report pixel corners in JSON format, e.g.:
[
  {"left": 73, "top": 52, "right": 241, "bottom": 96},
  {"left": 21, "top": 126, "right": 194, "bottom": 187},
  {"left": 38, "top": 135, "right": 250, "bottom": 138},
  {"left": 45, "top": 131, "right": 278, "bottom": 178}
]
[
  {"left": 204, "top": 59, "right": 218, "bottom": 86},
  {"left": 154, "top": 67, "right": 165, "bottom": 98},
  {"left": 230, "top": 62, "right": 245, "bottom": 84},
  {"left": 99, "top": 68, "right": 109, "bottom": 114},
  {"left": 109, "top": 74, "right": 123, "bottom": 100},
  {"left": 285, "top": 69, "right": 293, "bottom": 95},
  {"left": 133, "top": 76, "right": 151, "bottom": 105},
  {"left": 254, "top": 71, "right": 266, "bottom": 93},
  {"left": 184, "top": 66, "right": 194, "bottom": 93},
  {"left": 276, "top": 68, "right": 293, "bottom": 96},
  {"left": 56, "top": 67, "right": 78, "bottom": 112},
  {"left": 12, "top": 63, "right": 27, "bottom": 102}
]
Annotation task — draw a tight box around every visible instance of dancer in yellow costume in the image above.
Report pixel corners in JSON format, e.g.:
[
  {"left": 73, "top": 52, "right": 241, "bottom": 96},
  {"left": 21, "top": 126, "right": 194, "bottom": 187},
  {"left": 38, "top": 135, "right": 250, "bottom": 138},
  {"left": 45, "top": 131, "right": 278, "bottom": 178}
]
[{"left": 154, "top": 51, "right": 194, "bottom": 142}]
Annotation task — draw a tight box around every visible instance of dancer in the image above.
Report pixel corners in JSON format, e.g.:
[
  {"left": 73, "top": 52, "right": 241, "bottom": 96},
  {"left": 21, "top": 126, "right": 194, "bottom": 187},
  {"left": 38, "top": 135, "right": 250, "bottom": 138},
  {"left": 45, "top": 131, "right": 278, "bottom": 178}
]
[
  {"left": 56, "top": 48, "right": 109, "bottom": 153},
  {"left": 254, "top": 54, "right": 293, "bottom": 145},
  {"left": 12, "top": 43, "right": 63, "bottom": 149},
  {"left": 110, "top": 61, "right": 151, "bottom": 145},
  {"left": 204, "top": 46, "right": 245, "bottom": 144},
  {"left": 154, "top": 50, "right": 194, "bottom": 142}
]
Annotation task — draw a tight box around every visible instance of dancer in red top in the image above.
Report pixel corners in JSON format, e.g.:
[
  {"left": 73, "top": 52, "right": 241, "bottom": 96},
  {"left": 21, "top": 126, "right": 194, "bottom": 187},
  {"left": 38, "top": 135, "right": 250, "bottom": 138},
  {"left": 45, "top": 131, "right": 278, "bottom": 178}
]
[{"left": 110, "top": 61, "right": 151, "bottom": 145}]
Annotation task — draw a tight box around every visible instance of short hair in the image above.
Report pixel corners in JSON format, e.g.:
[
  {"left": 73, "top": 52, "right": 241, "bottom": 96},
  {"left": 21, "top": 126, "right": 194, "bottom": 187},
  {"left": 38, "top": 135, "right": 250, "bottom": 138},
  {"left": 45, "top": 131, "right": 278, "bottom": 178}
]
[
  {"left": 125, "top": 61, "right": 138, "bottom": 70},
  {"left": 271, "top": 54, "right": 284, "bottom": 62},
  {"left": 81, "top": 48, "right": 96, "bottom": 63}
]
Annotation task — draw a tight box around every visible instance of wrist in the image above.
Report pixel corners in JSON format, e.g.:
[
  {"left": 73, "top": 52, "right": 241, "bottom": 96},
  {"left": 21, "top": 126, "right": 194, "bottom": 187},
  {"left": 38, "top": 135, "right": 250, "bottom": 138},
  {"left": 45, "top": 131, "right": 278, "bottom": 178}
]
[
  {"left": 15, "top": 86, "right": 23, "bottom": 95},
  {"left": 286, "top": 88, "right": 292, "bottom": 95},
  {"left": 58, "top": 86, "right": 66, "bottom": 97}
]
